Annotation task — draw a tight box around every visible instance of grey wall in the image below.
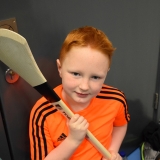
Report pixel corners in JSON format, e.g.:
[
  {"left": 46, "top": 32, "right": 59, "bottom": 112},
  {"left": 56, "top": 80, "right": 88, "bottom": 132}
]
[{"left": 0, "top": 1, "right": 160, "bottom": 159}]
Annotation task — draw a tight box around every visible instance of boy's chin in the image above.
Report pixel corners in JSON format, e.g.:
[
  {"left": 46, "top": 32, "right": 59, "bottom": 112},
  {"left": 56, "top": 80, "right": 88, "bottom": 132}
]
[{"left": 73, "top": 97, "right": 92, "bottom": 104}]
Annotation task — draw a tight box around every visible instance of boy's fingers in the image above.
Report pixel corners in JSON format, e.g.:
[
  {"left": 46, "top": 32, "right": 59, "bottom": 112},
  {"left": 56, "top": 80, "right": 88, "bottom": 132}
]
[{"left": 70, "top": 114, "right": 80, "bottom": 123}]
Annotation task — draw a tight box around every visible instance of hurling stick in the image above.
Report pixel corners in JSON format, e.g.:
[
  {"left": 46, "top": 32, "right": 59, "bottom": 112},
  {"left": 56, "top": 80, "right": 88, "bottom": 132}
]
[{"left": 0, "top": 29, "right": 111, "bottom": 159}]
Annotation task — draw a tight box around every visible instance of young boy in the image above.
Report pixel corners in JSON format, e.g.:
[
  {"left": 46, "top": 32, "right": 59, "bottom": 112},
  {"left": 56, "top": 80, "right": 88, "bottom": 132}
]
[{"left": 29, "top": 26, "right": 130, "bottom": 160}]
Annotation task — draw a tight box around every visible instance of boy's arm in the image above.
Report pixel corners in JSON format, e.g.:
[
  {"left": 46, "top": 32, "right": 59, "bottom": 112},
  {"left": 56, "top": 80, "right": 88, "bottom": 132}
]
[
  {"left": 102, "top": 124, "right": 128, "bottom": 160},
  {"left": 44, "top": 136, "right": 81, "bottom": 160},
  {"left": 109, "top": 124, "right": 127, "bottom": 152}
]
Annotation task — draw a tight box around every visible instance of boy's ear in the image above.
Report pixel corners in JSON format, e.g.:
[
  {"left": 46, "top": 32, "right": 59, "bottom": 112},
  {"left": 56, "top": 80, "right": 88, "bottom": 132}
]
[{"left": 56, "top": 59, "right": 62, "bottom": 77}]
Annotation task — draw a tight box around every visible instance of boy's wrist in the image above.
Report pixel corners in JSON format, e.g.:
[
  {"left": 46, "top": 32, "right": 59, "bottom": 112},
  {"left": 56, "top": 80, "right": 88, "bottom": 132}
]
[{"left": 66, "top": 135, "right": 83, "bottom": 146}]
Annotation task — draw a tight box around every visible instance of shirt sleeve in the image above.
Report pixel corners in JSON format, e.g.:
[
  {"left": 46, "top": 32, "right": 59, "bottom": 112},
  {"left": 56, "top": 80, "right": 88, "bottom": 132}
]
[
  {"left": 113, "top": 96, "right": 130, "bottom": 126},
  {"left": 29, "top": 98, "right": 56, "bottom": 160}
]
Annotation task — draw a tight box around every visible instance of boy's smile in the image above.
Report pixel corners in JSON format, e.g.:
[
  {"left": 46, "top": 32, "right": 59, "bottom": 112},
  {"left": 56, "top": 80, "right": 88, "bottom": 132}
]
[{"left": 57, "top": 46, "right": 110, "bottom": 111}]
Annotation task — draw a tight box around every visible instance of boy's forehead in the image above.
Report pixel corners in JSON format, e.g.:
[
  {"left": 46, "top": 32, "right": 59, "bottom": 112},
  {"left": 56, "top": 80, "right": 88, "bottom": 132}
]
[
  {"left": 63, "top": 46, "right": 110, "bottom": 70},
  {"left": 65, "top": 46, "right": 109, "bottom": 61}
]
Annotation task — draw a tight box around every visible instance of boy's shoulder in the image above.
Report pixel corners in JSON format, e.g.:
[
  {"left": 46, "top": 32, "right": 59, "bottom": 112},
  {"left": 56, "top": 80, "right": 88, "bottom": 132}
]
[
  {"left": 30, "top": 84, "right": 63, "bottom": 117},
  {"left": 96, "top": 84, "right": 130, "bottom": 123},
  {"left": 53, "top": 84, "right": 63, "bottom": 95},
  {"left": 96, "top": 84, "right": 126, "bottom": 99},
  {"left": 95, "top": 84, "right": 128, "bottom": 108},
  {"left": 30, "top": 94, "right": 58, "bottom": 119}
]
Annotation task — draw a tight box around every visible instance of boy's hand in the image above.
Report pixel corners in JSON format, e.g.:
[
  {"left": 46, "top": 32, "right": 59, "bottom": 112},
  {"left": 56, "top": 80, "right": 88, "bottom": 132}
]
[
  {"left": 102, "top": 150, "right": 122, "bottom": 160},
  {"left": 68, "top": 114, "right": 89, "bottom": 143}
]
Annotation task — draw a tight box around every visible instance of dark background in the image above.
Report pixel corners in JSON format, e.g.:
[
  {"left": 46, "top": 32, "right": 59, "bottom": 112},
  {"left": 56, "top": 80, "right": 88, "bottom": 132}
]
[{"left": 0, "top": 1, "right": 160, "bottom": 159}]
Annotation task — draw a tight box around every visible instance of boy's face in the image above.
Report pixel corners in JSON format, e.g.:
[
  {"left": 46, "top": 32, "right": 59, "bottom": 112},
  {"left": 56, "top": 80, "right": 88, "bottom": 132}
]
[{"left": 57, "top": 46, "right": 110, "bottom": 108}]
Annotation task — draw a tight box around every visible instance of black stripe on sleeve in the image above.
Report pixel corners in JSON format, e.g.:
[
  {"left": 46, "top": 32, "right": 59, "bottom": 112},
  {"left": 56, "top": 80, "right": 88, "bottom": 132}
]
[
  {"left": 100, "top": 90, "right": 126, "bottom": 99},
  {"left": 32, "top": 101, "right": 49, "bottom": 160},
  {"left": 41, "top": 110, "right": 57, "bottom": 157},
  {"left": 31, "top": 101, "right": 57, "bottom": 160},
  {"left": 35, "top": 105, "right": 57, "bottom": 160},
  {"left": 99, "top": 86, "right": 128, "bottom": 106}
]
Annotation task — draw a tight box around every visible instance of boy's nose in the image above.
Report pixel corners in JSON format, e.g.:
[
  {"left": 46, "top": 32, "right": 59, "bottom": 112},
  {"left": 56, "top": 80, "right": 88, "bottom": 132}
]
[{"left": 79, "top": 78, "right": 89, "bottom": 91}]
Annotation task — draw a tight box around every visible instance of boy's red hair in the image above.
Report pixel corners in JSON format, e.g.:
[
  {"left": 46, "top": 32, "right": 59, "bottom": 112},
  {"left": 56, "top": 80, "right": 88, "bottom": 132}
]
[{"left": 59, "top": 26, "right": 115, "bottom": 65}]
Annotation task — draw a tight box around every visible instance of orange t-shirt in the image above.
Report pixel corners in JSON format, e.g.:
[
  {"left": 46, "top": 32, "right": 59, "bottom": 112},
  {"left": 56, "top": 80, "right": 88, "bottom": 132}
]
[{"left": 29, "top": 84, "right": 130, "bottom": 160}]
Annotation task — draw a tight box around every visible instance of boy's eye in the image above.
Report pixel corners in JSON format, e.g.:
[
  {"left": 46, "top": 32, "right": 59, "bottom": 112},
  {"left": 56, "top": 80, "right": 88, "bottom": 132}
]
[
  {"left": 92, "top": 76, "right": 100, "bottom": 80},
  {"left": 72, "top": 72, "right": 80, "bottom": 76}
]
